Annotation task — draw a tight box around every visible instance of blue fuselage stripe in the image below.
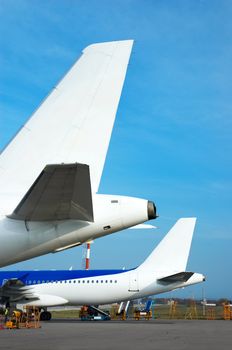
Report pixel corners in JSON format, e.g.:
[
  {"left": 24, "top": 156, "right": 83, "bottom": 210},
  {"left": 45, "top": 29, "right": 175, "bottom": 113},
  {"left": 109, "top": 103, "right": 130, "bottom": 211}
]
[{"left": 0, "top": 269, "right": 133, "bottom": 285}]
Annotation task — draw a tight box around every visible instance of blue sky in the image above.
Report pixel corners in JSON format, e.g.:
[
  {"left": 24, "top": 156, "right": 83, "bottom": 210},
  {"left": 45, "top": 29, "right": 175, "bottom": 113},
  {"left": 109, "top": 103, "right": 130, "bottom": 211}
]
[{"left": 0, "top": 0, "right": 231, "bottom": 299}]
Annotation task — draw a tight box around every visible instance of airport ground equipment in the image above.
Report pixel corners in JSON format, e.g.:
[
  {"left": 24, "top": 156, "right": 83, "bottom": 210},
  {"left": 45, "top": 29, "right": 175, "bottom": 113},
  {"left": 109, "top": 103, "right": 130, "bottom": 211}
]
[
  {"left": 80, "top": 305, "right": 111, "bottom": 321},
  {"left": 169, "top": 300, "right": 179, "bottom": 319},
  {"left": 5, "top": 307, "right": 41, "bottom": 329},
  {"left": 200, "top": 300, "right": 216, "bottom": 320},
  {"left": 5, "top": 310, "right": 21, "bottom": 329},
  {"left": 134, "top": 300, "right": 153, "bottom": 320},
  {"left": 185, "top": 299, "right": 198, "bottom": 320},
  {"left": 25, "top": 306, "right": 41, "bottom": 328},
  {"left": 223, "top": 303, "right": 231, "bottom": 320},
  {"left": 206, "top": 307, "right": 216, "bottom": 320},
  {"left": 115, "top": 301, "right": 130, "bottom": 320}
]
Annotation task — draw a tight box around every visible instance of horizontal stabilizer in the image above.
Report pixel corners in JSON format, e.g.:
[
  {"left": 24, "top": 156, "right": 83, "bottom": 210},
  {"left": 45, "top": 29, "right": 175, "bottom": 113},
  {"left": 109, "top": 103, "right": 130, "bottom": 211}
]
[
  {"left": 1, "top": 278, "right": 24, "bottom": 288},
  {"left": 128, "top": 224, "right": 157, "bottom": 230},
  {"left": 0, "top": 277, "right": 35, "bottom": 301},
  {"left": 158, "top": 272, "right": 194, "bottom": 284},
  {"left": 8, "top": 163, "right": 93, "bottom": 222}
]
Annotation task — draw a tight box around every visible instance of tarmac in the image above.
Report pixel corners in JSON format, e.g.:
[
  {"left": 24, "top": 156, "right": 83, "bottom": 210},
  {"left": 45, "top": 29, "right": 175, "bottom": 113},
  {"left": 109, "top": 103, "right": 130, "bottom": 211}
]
[{"left": 0, "top": 319, "right": 232, "bottom": 350}]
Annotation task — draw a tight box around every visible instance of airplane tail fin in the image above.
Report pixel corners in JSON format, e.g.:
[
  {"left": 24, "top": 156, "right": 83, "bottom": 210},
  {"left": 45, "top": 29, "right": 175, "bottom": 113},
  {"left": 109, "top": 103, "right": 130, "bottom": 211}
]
[{"left": 137, "top": 218, "right": 196, "bottom": 275}]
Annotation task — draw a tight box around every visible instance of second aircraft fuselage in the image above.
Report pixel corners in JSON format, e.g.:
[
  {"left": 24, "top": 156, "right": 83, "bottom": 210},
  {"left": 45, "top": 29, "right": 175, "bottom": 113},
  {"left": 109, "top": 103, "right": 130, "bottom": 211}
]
[{"left": 0, "top": 269, "right": 204, "bottom": 307}]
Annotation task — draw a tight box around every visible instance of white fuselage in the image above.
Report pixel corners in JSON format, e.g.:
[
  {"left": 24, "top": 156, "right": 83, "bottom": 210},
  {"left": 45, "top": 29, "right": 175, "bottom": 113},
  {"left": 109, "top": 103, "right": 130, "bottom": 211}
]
[
  {"left": 0, "top": 194, "right": 153, "bottom": 267},
  {"left": 20, "top": 270, "right": 205, "bottom": 307}
]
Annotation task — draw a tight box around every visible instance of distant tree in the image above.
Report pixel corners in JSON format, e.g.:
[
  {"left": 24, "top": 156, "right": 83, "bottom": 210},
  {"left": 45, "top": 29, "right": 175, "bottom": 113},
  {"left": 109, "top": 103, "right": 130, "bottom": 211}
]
[{"left": 218, "top": 298, "right": 230, "bottom": 305}]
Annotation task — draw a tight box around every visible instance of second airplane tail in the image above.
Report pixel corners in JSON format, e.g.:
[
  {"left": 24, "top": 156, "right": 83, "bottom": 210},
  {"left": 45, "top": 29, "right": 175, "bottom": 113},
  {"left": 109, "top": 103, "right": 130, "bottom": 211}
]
[{"left": 137, "top": 218, "right": 196, "bottom": 275}]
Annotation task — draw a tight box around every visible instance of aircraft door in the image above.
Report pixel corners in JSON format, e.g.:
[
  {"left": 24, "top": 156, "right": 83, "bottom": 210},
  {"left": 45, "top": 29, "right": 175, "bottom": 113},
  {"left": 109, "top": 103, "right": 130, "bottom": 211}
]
[{"left": 128, "top": 271, "right": 139, "bottom": 292}]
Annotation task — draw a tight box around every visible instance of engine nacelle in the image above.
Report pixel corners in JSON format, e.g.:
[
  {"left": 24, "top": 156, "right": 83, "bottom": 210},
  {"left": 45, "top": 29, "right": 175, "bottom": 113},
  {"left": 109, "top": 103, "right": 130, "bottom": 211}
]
[
  {"left": 52, "top": 194, "right": 157, "bottom": 248},
  {"left": 92, "top": 194, "right": 157, "bottom": 231}
]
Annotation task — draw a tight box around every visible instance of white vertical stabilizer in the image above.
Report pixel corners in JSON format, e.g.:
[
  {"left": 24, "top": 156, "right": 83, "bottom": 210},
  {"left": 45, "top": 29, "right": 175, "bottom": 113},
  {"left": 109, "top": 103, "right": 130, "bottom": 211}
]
[
  {"left": 0, "top": 40, "right": 133, "bottom": 214},
  {"left": 137, "top": 218, "right": 196, "bottom": 274}
]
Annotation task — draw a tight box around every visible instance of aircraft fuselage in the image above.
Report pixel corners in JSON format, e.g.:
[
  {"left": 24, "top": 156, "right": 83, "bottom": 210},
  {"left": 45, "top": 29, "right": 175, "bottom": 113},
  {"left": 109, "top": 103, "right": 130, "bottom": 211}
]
[
  {"left": 0, "top": 269, "right": 204, "bottom": 307},
  {"left": 0, "top": 194, "right": 156, "bottom": 267}
]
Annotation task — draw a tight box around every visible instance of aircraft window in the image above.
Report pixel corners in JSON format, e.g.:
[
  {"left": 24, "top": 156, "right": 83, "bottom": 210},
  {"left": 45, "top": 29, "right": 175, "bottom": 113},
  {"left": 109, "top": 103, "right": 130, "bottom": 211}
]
[
  {"left": 101, "top": 280, "right": 103, "bottom": 283},
  {"left": 91, "top": 280, "right": 94, "bottom": 283},
  {"left": 87, "top": 280, "right": 89, "bottom": 283},
  {"left": 96, "top": 280, "right": 99, "bottom": 283},
  {"left": 73, "top": 280, "right": 76, "bottom": 283},
  {"left": 42, "top": 280, "right": 45, "bottom": 283},
  {"left": 65, "top": 280, "right": 67, "bottom": 283},
  {"left": 37, "top": 280, "right": 40, "bottom": 284},
  {"left": 46, "top": 280, "right": 49, "bottom": 283},
  {"left": 51, "top": 280, "right": 54, "bottom": 283},
  {"left": 110, "top": 280, "right": 113, "bottom": 283},
  {"left": 78, "top": 280, "right": 80, "bottom": 283},
  {"left": 69, "top": 280, "right": 71, "bottom": 283},
  {"left": 105, "top": 280, "right": 108, "bottom": 283},
  {"left": 28, "top": 280, "right": 31, "bottom": 284},
  {"left": 82, "top": 280, "right": 85, "bottom": 283},
  {"left": 114, "top": 280, "right": 117, "bottom": 283},
  {"left": 33, "top": 280, "right": 36, "bottom": 284}
]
